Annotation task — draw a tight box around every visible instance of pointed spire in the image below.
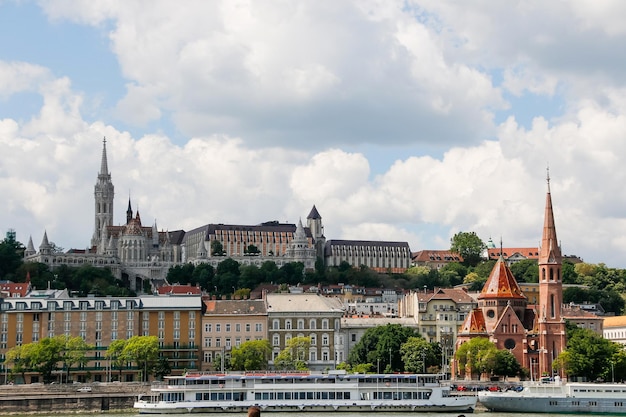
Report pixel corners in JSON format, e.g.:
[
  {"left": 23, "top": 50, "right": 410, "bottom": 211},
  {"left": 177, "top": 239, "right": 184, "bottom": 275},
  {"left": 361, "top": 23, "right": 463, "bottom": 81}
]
[
  {"left": 539, "top": 170, "right": 561, "bottom": 263},
  {"left": 307, "top": 205, "right": 321, "bottom": 219},
  {"left": 126, "top": 196, "right": 133, "bottom": 224},
  {"left": 25, "top": 236, "right": 36, "bottom": 257},
  {"left": 99, "top": 137, "right": 110, "bottom": 177},
  {"left": 40, "top": 231, "right": 50, "bottom": 248},
  {"left": 479, "top": 256, "right": 525, "bottom": 300}
]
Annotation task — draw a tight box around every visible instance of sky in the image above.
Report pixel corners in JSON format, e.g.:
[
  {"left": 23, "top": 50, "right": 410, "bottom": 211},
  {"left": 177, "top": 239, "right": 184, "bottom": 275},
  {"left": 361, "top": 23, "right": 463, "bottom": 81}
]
[{"left": 2, "top": 1, "right": 626, "bottom": 268}]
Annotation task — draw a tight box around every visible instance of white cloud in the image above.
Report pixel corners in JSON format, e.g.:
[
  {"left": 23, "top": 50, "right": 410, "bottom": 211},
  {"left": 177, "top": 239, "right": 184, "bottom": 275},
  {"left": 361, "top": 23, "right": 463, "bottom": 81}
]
[{"left": 3, "top": 1, "right": 626, "bottom": 270}]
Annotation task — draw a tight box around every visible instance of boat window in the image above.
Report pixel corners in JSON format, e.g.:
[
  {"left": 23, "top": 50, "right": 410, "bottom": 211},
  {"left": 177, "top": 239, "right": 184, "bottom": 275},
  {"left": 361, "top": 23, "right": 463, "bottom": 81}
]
[{"left": 344, "top": 392, "right": 350, "bottom": 400}]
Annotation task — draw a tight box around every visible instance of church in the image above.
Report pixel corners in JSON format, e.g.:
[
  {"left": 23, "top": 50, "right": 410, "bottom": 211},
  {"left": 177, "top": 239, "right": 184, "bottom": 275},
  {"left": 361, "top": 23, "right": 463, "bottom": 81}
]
[
  {"left": 454, "top": 174, "right": 566, "bottom": 380},
  {"left": 24, "top": 139, "right": 411, "bottom": 291}
]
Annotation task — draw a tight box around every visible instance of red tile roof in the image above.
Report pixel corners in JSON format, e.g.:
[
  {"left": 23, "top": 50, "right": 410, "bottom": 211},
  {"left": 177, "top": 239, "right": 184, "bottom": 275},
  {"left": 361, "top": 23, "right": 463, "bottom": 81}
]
[
  {"left": 157, "top": 284, "right": 202, "bottom": 295},
  {"left": 479, "top": 257, "right": 526, "bottom": 300}
]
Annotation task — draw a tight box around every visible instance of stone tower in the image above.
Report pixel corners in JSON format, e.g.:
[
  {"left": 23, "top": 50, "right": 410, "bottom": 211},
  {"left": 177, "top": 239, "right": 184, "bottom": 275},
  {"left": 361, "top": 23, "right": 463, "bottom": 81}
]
[
  {"left": 537, "top": 171, "right": 566, "bottom": 376},
  {"left": 91, "top": 138, "right": 114, "bottom": 248},
  {"left": 306, "top": 205, "right": 325, "bottom": 259}
]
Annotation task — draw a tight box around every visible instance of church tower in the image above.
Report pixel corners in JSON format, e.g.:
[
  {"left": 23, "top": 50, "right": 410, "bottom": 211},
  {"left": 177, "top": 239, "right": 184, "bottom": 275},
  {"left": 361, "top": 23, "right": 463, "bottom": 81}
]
[
  {"left": 306, "top": 205, "right": 325, "bottom": 259},
  {"left": 91, "top": 138, "right": 115, "bottom": 248},
  {"left": 537, "top": 171, "right": 566, "bottom": 376}
]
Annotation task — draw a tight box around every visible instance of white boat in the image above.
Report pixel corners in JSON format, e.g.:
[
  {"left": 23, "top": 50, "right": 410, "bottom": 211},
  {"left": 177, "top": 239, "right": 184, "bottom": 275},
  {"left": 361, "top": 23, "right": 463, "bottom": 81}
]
[
  {"left": 478, "top": 379, "right": 626, "bottom": 414},
  {"left": 134, "top": 371, "right": 477, "bottom": 413}
]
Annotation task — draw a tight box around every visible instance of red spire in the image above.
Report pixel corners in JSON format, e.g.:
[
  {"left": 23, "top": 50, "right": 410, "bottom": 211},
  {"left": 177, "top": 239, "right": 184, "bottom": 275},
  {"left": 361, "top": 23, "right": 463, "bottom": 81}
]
[{"left": 539, "top": 171, "right": 561, "bottom": 264}]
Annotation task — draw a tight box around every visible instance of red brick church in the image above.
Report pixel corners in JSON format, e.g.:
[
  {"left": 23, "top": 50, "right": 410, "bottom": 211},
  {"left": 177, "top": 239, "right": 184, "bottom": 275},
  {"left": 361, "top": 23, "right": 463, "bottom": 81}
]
[{"left": 455, "top": 175, "right": 566, "bottom": 380}]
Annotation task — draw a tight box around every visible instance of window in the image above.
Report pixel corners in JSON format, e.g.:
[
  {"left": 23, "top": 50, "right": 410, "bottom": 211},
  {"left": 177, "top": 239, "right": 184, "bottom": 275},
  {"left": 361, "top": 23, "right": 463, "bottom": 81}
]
[
  {"left": 235, "top": 323, "right": 241, "bottom": 332},
  {"left": 273, "top": 335, "right": 280, "bottom": 346},
  {"left": 174, "top": 330, "right": 180, "bottom": 340},
  {"left": 216, "top": 324, "right": 221, "bottom": 332},
  {"left": 256, "top": 323, "right": 263, "bottom": 332},
  {"left": 273, "top": 320, "right": 279, "bottom": 330},
  {"left": 226, "top": 324, "right": 231, "bottom": 332},
  {"left": 216, "top": 338, "right": 221, "bottom": 347},
  {"left": 310, "top": 334, "right": 317, "bottom": 345},
  {"left": 246, "top": 323, "right": 251, "bottom": 332},
  {"left": 204, "top": 352, "right": 212, "bottom": 363},
  {"left": 285, "top": 320, "right": 292, "bottom": 330},
  {"left": 322, "top": 334, "right": 329, "bottom": 346},
  {"left": 205, "top": 324, "right": 212, "bottom": 333},
  {"left": 174, "top": 311, "right": 180, "bottom": 320},
  {"left": 297, "top": 320, "right": 304, "bottom": 329},
  {"left": 309, "top": 319, "right": 316, "bottom": 330},
  {"left": 204, "top": 338, "right": 212, "bottom": 347},
  {"left": 322, "top": 319, "right": 329, "bottom": 329},
  {"left": 235, "top": 337, "right": 241, "bottom": 347},
  {"left": 189, "top": 329, "right": 195, "bottom": 339}
]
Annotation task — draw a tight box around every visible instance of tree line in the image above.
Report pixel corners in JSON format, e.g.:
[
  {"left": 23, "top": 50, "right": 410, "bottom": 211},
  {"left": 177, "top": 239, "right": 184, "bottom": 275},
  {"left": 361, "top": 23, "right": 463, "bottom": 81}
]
[
  {"left": 4, "top": 335, "right": 166, "bottom": 383},
  {"left": 2, "top": 233, "right": 626, "bottom": 314}
]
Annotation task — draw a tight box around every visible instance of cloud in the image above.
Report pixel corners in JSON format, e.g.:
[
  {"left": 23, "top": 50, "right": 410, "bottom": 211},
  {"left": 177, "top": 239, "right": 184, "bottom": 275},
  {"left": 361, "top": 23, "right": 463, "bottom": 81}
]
[
  {"left": 39, "top": 0, "right": 505, "bottom": 149},
  {"left": 3, "top": 2, "right": 626, "bottom": 270}
]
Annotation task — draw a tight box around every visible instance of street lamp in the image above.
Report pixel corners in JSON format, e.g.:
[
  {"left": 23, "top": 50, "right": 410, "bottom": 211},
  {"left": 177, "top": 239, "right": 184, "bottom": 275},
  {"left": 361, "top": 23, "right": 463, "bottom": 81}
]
[{"left": 612, "top": 361, "right": 615, "bottom": 383}]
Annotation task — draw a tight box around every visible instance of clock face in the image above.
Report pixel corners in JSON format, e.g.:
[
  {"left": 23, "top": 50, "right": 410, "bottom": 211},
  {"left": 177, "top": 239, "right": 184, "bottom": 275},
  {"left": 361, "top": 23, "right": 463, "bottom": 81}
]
[{"left": 487, "top": 309, "right": 495, "bottom": 318}]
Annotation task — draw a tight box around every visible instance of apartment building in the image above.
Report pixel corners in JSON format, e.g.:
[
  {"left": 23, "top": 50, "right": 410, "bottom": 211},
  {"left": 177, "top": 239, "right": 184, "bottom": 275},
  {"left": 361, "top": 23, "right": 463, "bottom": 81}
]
[
  {"left": 266, "top": 293, "right": 344, "bottom": 371},
  {"left": 201, "top": 298, "right": 268, "bottom": 371},
  {"left": 0, "top": 291, "right": 202, "bottom": 384}
]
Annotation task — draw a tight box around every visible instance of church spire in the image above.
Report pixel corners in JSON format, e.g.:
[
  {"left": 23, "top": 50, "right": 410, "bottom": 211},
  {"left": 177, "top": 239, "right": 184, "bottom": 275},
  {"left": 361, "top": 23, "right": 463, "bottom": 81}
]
[
  {"left": 99, "top": 137, "right": 110, "bottom": 178},
  {"left": 92, "top": 138, "right": 115, "bottom": 248},
  {"left": 537, "top": 169, "right": 566, "bottom": 378},
  {"left": 539, "top": 168, "right": 561, "bottom": 264}
]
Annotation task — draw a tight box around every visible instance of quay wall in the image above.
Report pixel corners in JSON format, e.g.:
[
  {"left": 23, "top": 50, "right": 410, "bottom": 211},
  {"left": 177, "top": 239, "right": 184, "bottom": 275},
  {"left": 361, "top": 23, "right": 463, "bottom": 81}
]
[{"left": 0, "top": 383, "right": 151, "bottom": 413}]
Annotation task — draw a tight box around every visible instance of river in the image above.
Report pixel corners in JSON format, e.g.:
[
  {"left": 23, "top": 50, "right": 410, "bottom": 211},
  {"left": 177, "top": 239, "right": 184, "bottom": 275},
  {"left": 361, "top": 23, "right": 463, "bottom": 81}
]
[{"left": 22, "top": 413, "right": 602, "bottom": 417}]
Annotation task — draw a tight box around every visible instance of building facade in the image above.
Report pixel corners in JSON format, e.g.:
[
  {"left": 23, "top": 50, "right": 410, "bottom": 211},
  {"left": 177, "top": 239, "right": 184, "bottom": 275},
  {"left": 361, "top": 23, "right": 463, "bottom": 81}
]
[
  {"left": 201, "top": 298, "right": 268, "bottom": 371},
  {"left": 266, "top": 293, "right": 344, "bottom": 371}
]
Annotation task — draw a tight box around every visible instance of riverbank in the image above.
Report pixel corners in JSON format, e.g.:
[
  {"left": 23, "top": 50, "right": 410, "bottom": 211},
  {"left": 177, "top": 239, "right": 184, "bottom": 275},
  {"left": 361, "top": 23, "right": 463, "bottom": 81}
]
[{"left": 0, "top": 382, "right": 150, "bottom": 414}]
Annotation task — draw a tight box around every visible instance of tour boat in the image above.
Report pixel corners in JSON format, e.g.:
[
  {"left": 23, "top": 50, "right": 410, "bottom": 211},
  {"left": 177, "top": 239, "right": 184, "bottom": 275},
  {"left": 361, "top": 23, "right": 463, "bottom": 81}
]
[
  {"left": 478, "top": 379, "right": 626, "bottom": 414},
  {"left": 134, "top": 371, "right": 476, "bottom": 413}
]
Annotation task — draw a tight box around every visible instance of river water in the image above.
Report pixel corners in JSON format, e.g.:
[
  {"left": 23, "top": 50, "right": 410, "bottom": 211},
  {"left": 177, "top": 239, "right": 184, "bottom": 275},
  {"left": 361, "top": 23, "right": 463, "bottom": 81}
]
[{"left": 23, "top": 413, "right": 603, "bottom": 417}]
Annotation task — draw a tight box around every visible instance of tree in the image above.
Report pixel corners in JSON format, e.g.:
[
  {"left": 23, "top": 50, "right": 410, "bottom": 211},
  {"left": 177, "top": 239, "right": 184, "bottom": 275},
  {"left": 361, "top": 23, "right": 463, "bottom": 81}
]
[
  {"left": 30, "top": 337, "right": 64, "bottom": 383},
  {"left": 489, "top": 349, "right": 522, "bottom": 378},
  {"left": 153, "top": 357, "right": 171, "bottom": 380},
  {"left": 275, "top": 336, "right": 311, "bottom": 370},
  {"left": 0, "top": 233, "right": 24, "bottom": 280},
  {"left": 230, "top": 340, "right": 271, "bottom": 371},
  {"left": 5, "top": 343, "right": 34, "bottom": 383},
  {"left": 455, "top": 337, "right": 497, "bottom": 380},
  {"left": 123, "top": 336, "right": 160, "bottom": 382},
  {"left": 211, "top": 240, "right": 225, "bottom": 256},
  {"left": 106, "top": 339, "right": 129, "bottom": 381},
  {"left": 450, "top": 231, "right": 486, "bottom": 267},
  {"left": 348, "top": 324, "right": 419, "bottom": 372},
  {"left": 509, "top": 259, "right": 539, "bottom": 283},
  {"left": 555, "top": 326, "right": 622, "bottom": 381},
  {"left": 57, "top": 335, "right": 92, "bottom": 383},
  {"left": 400, "top": 337, "right": 440, "bottom": 373}
]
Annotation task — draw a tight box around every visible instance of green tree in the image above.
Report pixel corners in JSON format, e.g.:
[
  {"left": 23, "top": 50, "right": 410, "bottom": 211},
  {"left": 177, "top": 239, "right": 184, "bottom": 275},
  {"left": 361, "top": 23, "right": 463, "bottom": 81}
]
[
  {"left": 455, "top": 337, "right": 497, "bottom": 379},
  {"left": 211, "top": 240, "right": 225, "bottom": 256},
  {"left": 555, "top": 326, "right": 622, "bottom": 381},
  {"left": 400, "top": 337, "right": 440, "bottom": 373},
  {"left": 486, "top": 349, "right": 523, "bottom": 378},
  {"left": 509, "top": 259, "right": 539, "bottom": 283},
  {"left": 349, "top": 324, "right": 419, "bottom": 372},
  {"left": 57, "top": 335, "right": 92, "bottom": 383},
  {"left": 106, "top": 339, "right": 129, "bottom": 381},
  {"left": 0, "top": 233, "right": 24, "bottom": 280},
  {"left": 30, "top": 337, "right": 64, "bottom": 383},
  {"left": 123, "top": 336, "right": 160, "bottom": 382},
  {"left": 5, "top": 343, "right": 34, "bottom": 383},
  {"left": 450, "top": 232, "right": 486, "bottom": 267},
  {"left": 230, "top": 340, "right": 271, "bottom": 371},
  {"left": 275, "top": 336, "right": 311, "bottom": 370},
  {"left": 153, "top": 357, "right": 171, "bottom": 380}
]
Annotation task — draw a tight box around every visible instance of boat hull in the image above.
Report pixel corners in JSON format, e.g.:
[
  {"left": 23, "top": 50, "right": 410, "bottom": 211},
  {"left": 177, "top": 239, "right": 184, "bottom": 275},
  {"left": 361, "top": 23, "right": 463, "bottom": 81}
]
[
  {"left": 479, "top": 392, "right": 626, "bottom": 415},
  {"left": 135, "top": 399, "right": 476, "bottom": 414}
]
